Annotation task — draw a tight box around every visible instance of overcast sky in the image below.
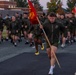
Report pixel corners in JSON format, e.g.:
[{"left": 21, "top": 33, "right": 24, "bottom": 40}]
[
  {"left": 39, "top": 0, "right": 68, "bottom": 9},
  {"left": 39, "top": 0, "right": 50, "bottom": 9}
]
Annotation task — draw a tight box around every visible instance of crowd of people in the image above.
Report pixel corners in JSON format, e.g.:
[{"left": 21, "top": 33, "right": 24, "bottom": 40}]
[{"left": 0, "top": 11, "right": 76, "bottom": 75}]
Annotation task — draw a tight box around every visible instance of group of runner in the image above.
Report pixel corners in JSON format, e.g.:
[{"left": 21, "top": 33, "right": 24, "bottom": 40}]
[{"left": 0, "top": 11, "right": 76, "bottom": 75}]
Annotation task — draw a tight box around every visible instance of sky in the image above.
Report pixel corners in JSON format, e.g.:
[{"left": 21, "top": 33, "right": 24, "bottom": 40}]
[
  {"left": 39, "top": 0, "right": 68, "bottom": 9},
  {"left": 0, "top": 0, "right": 68, "bottom": 9},
  {"left": 61, "top": 0, "right": 68, "bottom": 9},
  {"left": 39, "top": 0, "right": 50, "bottom": 9}
]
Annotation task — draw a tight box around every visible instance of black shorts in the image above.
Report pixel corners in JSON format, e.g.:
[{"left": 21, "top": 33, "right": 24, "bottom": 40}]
[
  {"left": 22, "top": 28, "right": 29, "bottom": 32},
  {"left": 11, "top": 31, "right": 19, "bottom": 36},
  {"left": 0, "top": 29, "right": 3, "bottom": 32},
  {"left": 34, "top": 34, "right": 42, "bottom": 40},
  {"left": 46, "top": 38, "right": 59, "bottom": 48},
  {"left": 46, "top": 42, "right": 58, "bottom": 48}
]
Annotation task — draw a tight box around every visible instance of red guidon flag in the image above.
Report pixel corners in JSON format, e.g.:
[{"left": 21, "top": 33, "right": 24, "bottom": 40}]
[
  {"left": 28, "top": 0, "right": 38, "bottom": 24},
  {"left": 72, "top": 7, "right": 76, "bottom": 14}
]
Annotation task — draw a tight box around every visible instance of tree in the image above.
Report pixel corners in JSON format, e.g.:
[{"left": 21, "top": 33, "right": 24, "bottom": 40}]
[
  {"left": 14, "top": 0, "right": 43, "bottom": 11},
  {"left": 32, "top": 0, "right": 43, "bottom": 11},
  {"left": 67, "top": 0, "right": 76, "bottom": 11},
  {"left": 14, "top": 0, "right": 28, "bottom": 7},
  {"left": 47, "top": 0, "right": 61, "bottom": 13},
  {"left": 56, "top": 4, "right": 65, "bottom": 14}
]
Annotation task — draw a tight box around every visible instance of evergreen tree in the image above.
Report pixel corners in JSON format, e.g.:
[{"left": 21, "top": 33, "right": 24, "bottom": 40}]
[
  {"left": 14, "top": 0, "right": 28, "bottom": 7},
  {"left": 32, "top": 0, "right": 43, "bottom": 11},
  {"left": 47, "top": 0, "right": 61, "bottom": 13},
  {"left": 67, "top": 0, "right": 76, "bottom": 11}
]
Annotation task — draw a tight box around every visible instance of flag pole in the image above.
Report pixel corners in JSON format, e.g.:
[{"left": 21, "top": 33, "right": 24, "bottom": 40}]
[
  {"left": 36, "top": 17, "right": 61, "bottom": 68},
  {"left": 28, "top": 0, "right": 61, "bottom": 68}
]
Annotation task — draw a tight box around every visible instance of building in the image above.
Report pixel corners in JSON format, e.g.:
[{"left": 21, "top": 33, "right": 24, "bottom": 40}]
[
  {"left": 0, "top": 0, "right": 43, "bottom": 17},
  {"left": 0, "top": 0, "right": 16, "bottom": 9}
]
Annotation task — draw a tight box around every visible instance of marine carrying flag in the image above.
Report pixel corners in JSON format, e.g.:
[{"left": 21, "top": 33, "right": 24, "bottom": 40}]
[{"left": 28, "top": 0, "right": 38, "bottom": 24}]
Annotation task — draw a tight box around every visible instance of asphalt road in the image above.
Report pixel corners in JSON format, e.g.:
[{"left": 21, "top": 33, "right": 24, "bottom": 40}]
[{"left": 0, "top": 40, "right": 76, "bottom": 75}]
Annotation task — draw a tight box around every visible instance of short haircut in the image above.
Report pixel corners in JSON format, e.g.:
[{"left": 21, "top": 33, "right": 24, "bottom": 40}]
[
  {"left": 48, "top": 12, "right": 56, "bottom": 17},
  {"left": 23, "top": 12, "right": 28, "bottom": 14},
  {"left": 16, "top": 12, "right": 19, "bottom": 14}
]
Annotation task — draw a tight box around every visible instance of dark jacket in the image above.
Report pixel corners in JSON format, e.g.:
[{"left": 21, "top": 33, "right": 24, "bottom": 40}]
[
  {"left": 0, "top": 17, "right": 4, "bottom": 30},
  {"left": 43, "top": 19, "right": 65, "bottom": 43},
  {"left": 4, "top": 18, "right": 11, "bottom": 30},
  {"left": 10, "top": 21, "right": 19, "bottom": 34},
  {"left": 22, "top": 18, "right": 30, "bottom": 31}
]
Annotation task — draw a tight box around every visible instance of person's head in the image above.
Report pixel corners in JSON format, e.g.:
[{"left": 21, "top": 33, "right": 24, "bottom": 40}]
[
  {"left": 20, "top": 14, "right": 22, "bottom": 19},
  {"left": 6, "top": 14, "right": 9, "bottom": 18},
  {"left": 11, "top": 16, "right": 16, "bottom": 21},
  {"left": 74, "top": 14, "right": 76, "bottom": 18},
  {"left": 65, "top": 13, "right": 69, "bottom": 18},
  {"left": 68, "top": 12, "right": 73, "bottom": 18},
  {"left": 48, "top": 12, "right": 56, "bottom": 23},
  {"left": 23, "top": 12, "right": 28, "bottom": 18},
  {"left": 56, "top": 13, "right": 61, "bottom": 19},
  {"left": 15, "top": 12, "right": 19, "bottom": 17},
  {"left": 60, "top": 14, "right": 65, "bottom": 19},
  {"left": 42, "top": 12, "right": 46, "bottom": 17},
  {"left": 0, "top": 14, "right": 2, "bottom": 18}
]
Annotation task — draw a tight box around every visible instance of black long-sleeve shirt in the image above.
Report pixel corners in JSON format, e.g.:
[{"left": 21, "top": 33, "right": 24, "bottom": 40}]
[
  {"left": 43, "top": 19, "right": 65, "bottom": 43},
  {"left": 10, "top": 21, "right": 19, "bottom": 32},
  {"left": 0, "top": 17, "right": 4, "bottom": 29},
  {"left": 22, "top": 18, "right": 30, "bottom": 31}
]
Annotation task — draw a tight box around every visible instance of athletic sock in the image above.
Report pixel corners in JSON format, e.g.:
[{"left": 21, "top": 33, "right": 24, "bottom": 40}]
[{"left": 48, "top": 65, "right": 55, "bottom": 74}]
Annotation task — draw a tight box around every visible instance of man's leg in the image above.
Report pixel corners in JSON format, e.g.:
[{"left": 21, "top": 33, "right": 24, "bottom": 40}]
[
  {"left": 24, "top": 31, "right": 29, "bottom": 44},
  {"left": 38, "top": 39, "right": 44, "bottom": 50},
  {"left": 34, "top": 38, "right": 39, "bottom": 55},
  {"left": 46, "top": 45, "right": 57, "bottom": 75},
  {"left": 28, "top": 33, "right": 34, "bottom": 47},
  {"left": 61, "top": 36, "right": 66, "bottom": 48}
]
